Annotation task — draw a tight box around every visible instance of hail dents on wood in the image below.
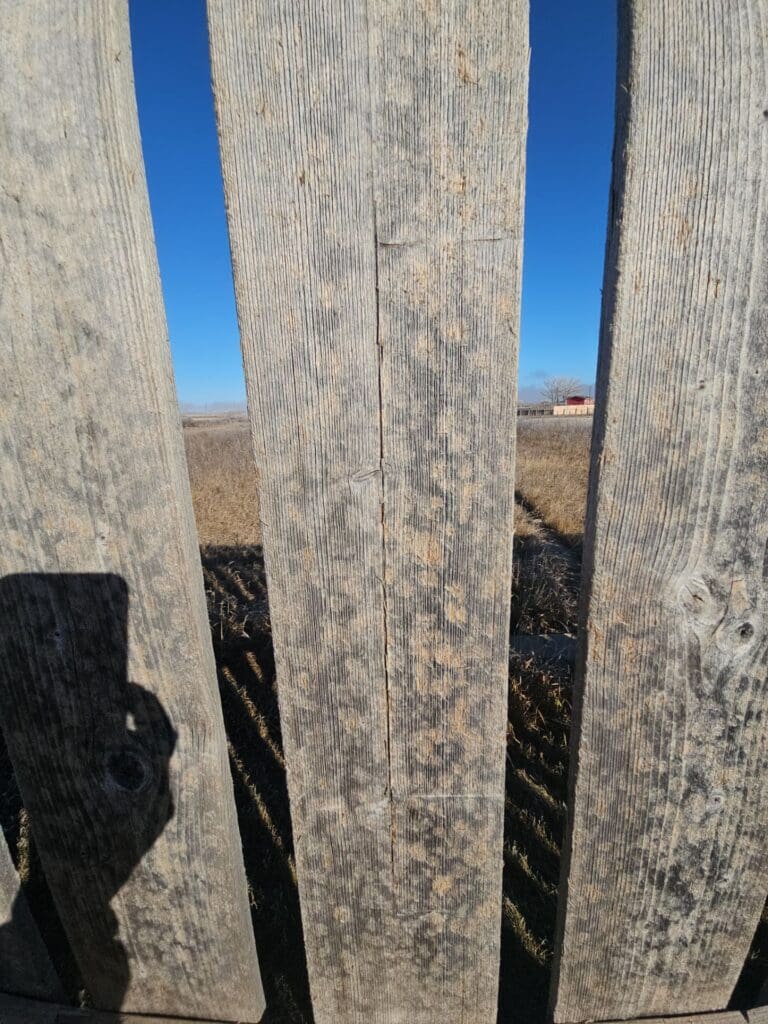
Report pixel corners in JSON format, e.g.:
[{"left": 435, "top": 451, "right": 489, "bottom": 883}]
[
  {"left": 208, "top": 1, "right": 528, "bottom": 1020},
  {"left": 551, "top": 2, "right": 768, "bottom": 1020},
  {"left": 0, "top": 4, "right": 263, "bottom": 1019}
]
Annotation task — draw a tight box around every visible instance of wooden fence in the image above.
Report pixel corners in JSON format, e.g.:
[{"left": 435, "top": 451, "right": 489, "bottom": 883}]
[{"left": 0, "top": 1, "right": 767, "bottom": 1023}]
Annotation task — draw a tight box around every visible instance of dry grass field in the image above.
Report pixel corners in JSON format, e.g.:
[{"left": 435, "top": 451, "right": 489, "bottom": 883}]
[
  {"left": 184, "top": 417, "right": 263, "bottom": 547},
  {"left": 184, "top": 415, "right": 767, "bottom": 1021},
  {"left": 1, "top": 414, "right": 765, "bottom": 1020},
  {"left": 184, "top": 415, "right": 593, "bottom": 550},
  {"left": 183, "top": 415, "right": 586, "bottom": 1023},
  {"left": 514, "top": 418, "right": 592, "bottom": 548}
]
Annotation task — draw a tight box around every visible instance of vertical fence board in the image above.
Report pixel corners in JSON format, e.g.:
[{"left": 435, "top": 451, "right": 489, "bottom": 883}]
[
  {"left": 0, "top": 834, "right": 63, "bottom": 1001},
  {"left": 0, "top": 3, "right": 263, "bottom": 1019},
  {"left": 552, "top": 2, "right": 768, "bottom": 1020},
  {"left": 210, "top": 5, "right": 389, "bottom": 1020},
  {"left": 209, "top": 1, "right": 527, "bottom": 1021},
  {"left": 0, "top": 993, "right": 246, "bottom": 1024},
  {"left": 369, "top": 1, "right": 527, "bottom": 1017}
]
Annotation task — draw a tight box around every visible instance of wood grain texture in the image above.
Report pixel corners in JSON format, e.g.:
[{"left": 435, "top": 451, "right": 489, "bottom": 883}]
[
  {"left": 0, "top": 833, "right": 63, "bottom": 1001},
  {"left": 0, "top": 992, "right": 232, "bottom": 1023},
  {"left": 551, "top": 2, "right": 768, "bottom": 1020},
  {"left": 0, "top": 3, "right": 263, "bottom": 1019},
  {"left": 370, "top": 1, "right": 526, "bottom": 1016},
  {"left": 596, "top": 1014, "right": 768, "bottom": 1024},
  {"left": 0, "top": 998, "right": 762, "bottom": 1024},
  {"left": 208, "top": 1, "right": 527, "bottom": 1021}
]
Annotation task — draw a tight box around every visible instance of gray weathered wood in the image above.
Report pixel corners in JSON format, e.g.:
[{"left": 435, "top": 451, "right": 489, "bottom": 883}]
[
  {"left": 370, "top": 2, "right": 527, "bottom": 1016},
  {"left": 587, "top": 1013, "right": 768, "bottom": 1024},
  {"left": 0, "top": 996, "right": 761, "bottom": 1024},
  {"left": 551, "top": 2, "right": 768, "bottom": 1020},
  {"left": 0, "top": 994, "right": 58, "bottom": 1024},
  {"left": 0, "top": 833, "right": 63, "bottom": 1001},
  {"left": 559, "top": 1005, "right": 763, "bottom": 1024},
  {"left": 0, "top": 3, "right": 263, "bottom": 1019},
  {"left": 208, "top": 1, "right": 527, "bottom": 1021},
  {"left": 0, "top": 992, "right": 230, "bottom": 1023}
]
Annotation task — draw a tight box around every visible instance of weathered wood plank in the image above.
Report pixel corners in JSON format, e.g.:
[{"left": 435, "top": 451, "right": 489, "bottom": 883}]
[
  {"left": 0, "top": 833, "right": 63, "bottom": 1001},
  {"left": 0, "top": 993, "right": 761, "bottom": 1024},
  {"left": 0, "top": 3, "right": 263, "bottom": 1020},
  {"left": 0, "top": 992, "right": 228, "bottom": 1023},
  {"left": 0, "top": 994, "right": 57, "bottom": 1024},
  {"left": 548, "top": 1007, "right": 761, "bottom": 1024},
  {"left": 210, "top": 4, "right": 389, "bottom": 1020},
  {"left": 209, "top": 1, "right": 527, "bottom": 1021},
  {"left": 0, "top": 998, "right": 762, "bottom": 1024},
  {"left": 551, "top": 2, "right": 768, "bottom": 1020},
  {"left": 369, "top": 1, "right": 527, "bottom": 1017},
  {"left": 602, "top": 1013, "right": 765, "bottom": 1024}
]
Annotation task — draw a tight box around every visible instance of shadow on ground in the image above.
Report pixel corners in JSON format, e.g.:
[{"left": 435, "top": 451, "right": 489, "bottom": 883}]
[
  {"left": 201, "top": 546, "right": 312, "bottom": 1024},
  {"left": 0, "top": 537, "right": 766, "bottom": 1020},
  {"left": 203, "top": 536, "right": 578, "bottom": 1024}
]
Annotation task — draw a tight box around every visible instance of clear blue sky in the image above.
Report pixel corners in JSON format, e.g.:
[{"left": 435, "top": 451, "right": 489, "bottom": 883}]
[{"left": 129, "top": 1, "right": 616, "bottom": 408}]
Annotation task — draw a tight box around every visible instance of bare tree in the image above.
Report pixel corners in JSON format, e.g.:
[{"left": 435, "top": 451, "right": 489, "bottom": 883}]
[{"left": 541, "top": 376, "right": 584, "bottom": 406}]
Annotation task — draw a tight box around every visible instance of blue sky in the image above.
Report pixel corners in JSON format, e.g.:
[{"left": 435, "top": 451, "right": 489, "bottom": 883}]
[{"left": 129, "top": 1, "right": 616, "bottom": 407}]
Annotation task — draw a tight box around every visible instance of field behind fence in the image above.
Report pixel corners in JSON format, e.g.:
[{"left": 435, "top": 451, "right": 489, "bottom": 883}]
[{"left": 2, "top": 1, "right": 768, "bottom": 1023}]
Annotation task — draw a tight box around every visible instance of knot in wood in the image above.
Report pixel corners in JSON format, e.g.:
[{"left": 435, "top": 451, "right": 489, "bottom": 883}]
[{"left": 103, "top": 746, "right": 151, "bottom": 794}]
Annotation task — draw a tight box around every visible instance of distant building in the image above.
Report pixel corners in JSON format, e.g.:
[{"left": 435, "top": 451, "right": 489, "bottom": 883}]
[{"left": 554, "top": 396, "right": 595, "bottom": 417}]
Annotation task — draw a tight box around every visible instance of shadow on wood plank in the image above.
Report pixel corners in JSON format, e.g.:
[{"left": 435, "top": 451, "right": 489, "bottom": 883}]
[
  {"left": 0, "top": 574, "right": 176, "bottom": 1010},
  {"left": 0, "top": 549, "right": 766, "bottom": 1021}
]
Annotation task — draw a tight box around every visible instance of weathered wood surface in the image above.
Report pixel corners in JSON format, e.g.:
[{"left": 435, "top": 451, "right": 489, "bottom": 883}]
[
  {"left": 607, "top": 1014, "right": 766, "bottom": 1024},
  {"left": 0, "top": 992, "right": 230, "bottom": 1023},
  {"left": 0, "top": 833, "right": 62, "bottom": 1001},
  {"left": 209, "top": 1, "right": 527, "bottom": 1021},
  {"left": 0, "top": 998, "right": 762, "bottom": 1024},
  {"left": 370, "top": 2, "right": 526, "bottom": 1017},
  {"left": 551, "top": 2, "right": 768, "bottom": 1020},
  {"left": 0, "top": 3, "right": 263, "bottom": 1020},
  {"left": 3, "top": 998, "right": 766, "bottom": 1024}
]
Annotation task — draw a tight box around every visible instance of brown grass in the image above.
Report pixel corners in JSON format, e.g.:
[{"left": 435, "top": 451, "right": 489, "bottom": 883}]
[
  {"left": 180, "top": 416, "right": 589, "bottom": 1023},
  {"left": 515, "top": 419, "right": 592, "bottom": 545},
  {"left": 3, "top": 415, "right": 764, "bottom": 1021},
  {"left": 184, "top": 420, "right": 262, "bottom": 547},
  {"left": 183, "top": 416, "right": 594, "bottom": 553},
  {"left": 180, "top": 416, "right": 765, "bottom": 1019}
]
